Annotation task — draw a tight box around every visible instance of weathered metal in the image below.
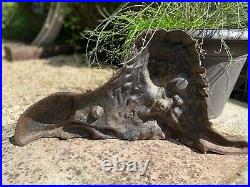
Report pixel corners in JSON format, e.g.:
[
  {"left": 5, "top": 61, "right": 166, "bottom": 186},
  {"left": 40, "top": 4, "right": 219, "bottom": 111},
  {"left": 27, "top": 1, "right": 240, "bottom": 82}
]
[
  {"left": 188, "top": 29, "right": 248, "bottom": 118},
  {"left": 14, "top": 30, "right": 248, "bottom": 154}
]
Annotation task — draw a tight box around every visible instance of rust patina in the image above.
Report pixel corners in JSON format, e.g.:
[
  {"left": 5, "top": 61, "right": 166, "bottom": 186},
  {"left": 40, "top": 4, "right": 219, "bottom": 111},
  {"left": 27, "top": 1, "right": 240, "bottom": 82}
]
[{"left": 14, "top": 30, "right": 248, "bottom": 154}]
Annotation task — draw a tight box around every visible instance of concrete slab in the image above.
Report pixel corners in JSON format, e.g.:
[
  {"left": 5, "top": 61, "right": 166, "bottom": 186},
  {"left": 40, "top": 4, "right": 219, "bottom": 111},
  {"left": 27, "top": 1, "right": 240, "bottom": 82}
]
[{"left": 2, "top": 55, "right": 248, "bottom": 184}]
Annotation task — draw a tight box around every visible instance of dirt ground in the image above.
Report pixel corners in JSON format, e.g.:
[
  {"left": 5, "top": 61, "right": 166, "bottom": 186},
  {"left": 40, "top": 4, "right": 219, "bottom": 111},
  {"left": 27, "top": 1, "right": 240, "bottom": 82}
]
[{"left": 2, "top": 55, "right": 248, "bottom": 184}]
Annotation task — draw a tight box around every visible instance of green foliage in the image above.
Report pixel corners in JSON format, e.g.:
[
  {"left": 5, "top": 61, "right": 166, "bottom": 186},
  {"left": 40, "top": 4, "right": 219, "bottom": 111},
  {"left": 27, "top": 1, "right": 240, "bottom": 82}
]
[
  {"left": 84, "top": 2, "right": 248, "bottom": 66},
  {"left": 2, "top": 3, "right": 14, "bottom": 30},
  {"left": 59, "top": 3, "right": 121, "bottom": 50},
  {"left": 2, "top": 2, "right": 48, "bottom": 42},
  {"left": 2, "top": 2, "right": 121, "bottom": 49}
]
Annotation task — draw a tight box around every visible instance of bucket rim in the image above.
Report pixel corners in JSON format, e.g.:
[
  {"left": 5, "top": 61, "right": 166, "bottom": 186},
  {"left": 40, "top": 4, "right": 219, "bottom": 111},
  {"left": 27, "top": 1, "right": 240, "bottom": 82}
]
[{"left": 187, "top": 29, "right": 248, "bottom": 40}]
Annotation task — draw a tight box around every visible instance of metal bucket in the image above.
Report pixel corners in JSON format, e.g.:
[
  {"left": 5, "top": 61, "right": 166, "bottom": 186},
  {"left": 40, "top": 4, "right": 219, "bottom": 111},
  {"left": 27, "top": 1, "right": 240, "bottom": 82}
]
[{"left": 189, "top": 30, "right": 248, "bottom": 118}]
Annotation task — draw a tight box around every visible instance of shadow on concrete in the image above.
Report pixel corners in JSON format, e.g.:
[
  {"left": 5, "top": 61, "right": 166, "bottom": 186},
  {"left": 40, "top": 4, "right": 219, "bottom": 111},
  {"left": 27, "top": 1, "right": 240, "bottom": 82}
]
[
  {"left": 228, "top": 99, "right": 248, "bottom": 108},
  {"left": 9, "top": 136, "right": 17, "bottom": 146}
]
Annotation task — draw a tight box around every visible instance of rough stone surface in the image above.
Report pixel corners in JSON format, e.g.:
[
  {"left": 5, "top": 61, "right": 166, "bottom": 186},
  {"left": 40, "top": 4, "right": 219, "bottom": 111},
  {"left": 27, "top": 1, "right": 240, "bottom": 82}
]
[{"left": 2, "top": 54, "right": 247, "bottom": 184}]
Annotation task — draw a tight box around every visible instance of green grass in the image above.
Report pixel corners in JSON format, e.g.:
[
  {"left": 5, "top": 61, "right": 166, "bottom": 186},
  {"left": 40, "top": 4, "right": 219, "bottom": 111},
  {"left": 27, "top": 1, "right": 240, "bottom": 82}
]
[{"left": 83, "top": 2, "right": 248, "bottom": 66}]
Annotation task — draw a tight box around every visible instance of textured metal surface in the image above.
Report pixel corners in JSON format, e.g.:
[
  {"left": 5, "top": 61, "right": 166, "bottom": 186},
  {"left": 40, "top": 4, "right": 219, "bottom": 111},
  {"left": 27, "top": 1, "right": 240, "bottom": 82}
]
[
  {"left": 188, "top": 29, "right": 248, "bottom": 40},
  {"left": 14, "top": 30, "right": 248, "bottom": 154},
  {"left": 200, "top": 39, "right": 247, "bottom": 118}
]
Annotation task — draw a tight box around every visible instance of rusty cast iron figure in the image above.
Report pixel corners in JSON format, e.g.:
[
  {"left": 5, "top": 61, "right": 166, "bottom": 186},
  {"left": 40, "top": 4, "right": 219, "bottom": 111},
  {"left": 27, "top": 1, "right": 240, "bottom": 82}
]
[{"left": 14, "top": 30, "right": 248, "bottom": 154}]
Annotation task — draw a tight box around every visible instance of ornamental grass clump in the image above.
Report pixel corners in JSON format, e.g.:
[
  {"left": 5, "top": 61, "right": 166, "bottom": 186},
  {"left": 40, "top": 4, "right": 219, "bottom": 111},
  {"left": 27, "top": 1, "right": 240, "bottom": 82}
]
[{"left": 83, "top": 2, "right": 247, "bottom": 66}]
